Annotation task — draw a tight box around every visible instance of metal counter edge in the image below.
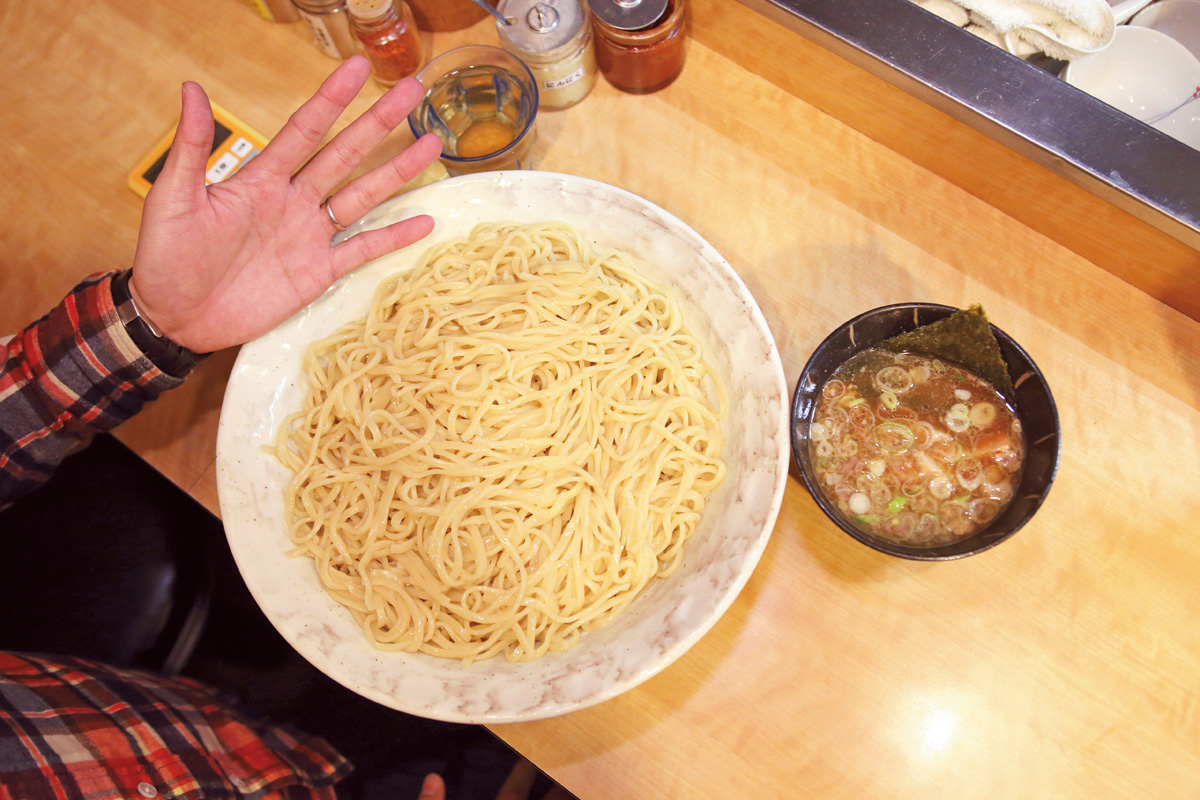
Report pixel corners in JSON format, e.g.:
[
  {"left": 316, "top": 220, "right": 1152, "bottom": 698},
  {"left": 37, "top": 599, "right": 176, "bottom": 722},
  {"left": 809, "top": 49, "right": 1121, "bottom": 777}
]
[{"left": 735, "top": 0, "right": 1200, "bottom": 250}]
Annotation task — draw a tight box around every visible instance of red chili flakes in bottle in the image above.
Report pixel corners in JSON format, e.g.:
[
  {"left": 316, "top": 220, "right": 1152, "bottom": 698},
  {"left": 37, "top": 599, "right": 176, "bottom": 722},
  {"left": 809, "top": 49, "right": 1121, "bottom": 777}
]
[{"left": 346, "top": 0, "right": 424, "bottom": 88}]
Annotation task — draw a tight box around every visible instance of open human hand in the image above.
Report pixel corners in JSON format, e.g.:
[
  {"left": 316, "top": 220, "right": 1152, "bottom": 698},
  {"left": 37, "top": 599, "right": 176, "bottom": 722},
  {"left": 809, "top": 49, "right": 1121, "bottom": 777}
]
[{"left": 129, "top": 54, "right": 442, "bottom": 354}]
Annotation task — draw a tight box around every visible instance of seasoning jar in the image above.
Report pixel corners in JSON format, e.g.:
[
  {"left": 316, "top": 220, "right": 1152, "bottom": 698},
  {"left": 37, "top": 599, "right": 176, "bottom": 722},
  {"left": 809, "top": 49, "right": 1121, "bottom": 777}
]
[
  {"left": 292, "top": 0, "right": 360, "bottom": 59},
  {"left": 497, "top": 0, "right": 597, "bottom": 110},
  {"left": 591, "top": 0, "right": 689, "bottom": 95},
  {"left": 346, "top": 0, "right": 424, "bottom": 87}
]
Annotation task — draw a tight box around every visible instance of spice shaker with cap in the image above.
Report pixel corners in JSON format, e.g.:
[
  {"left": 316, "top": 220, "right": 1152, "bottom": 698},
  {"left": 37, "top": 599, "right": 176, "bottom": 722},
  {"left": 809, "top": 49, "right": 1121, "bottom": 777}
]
[
  {"left": 346, "top": 0, "right": 424, "bottom": 87},
  {"left": 497, "top": 0, "right": 597, "bottom": 110},
  {"left": 591, "top": 0, "right": 689, "bottom": 94},
  {"left": 293, "top": 0, "right": 360, "bottom": 59}
]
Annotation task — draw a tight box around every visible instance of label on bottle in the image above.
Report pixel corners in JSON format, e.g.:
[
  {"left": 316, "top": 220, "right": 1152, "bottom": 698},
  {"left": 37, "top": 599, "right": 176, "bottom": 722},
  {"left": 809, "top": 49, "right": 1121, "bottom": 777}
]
[
  {"left": 299, "top": 11, "right": 342, "bottom": 59},
  {"left": 544, "top": 66, "right": 585, "bottom": 91}
]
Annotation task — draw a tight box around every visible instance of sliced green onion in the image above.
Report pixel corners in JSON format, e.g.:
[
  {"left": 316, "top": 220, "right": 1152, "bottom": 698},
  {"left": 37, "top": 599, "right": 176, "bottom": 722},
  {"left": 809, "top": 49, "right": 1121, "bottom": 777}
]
[
  {"left": 886, "top": 495, "right": 908, "bottom": 515},
  {"left": 875, "top": 366, "right": 913, "bottom": 393},
  {"left": 929, "top": 474, "right": 956, "bottom": 500},
  {"left": 944, "top": 403, "right": 970, "bottom": 433},
  {"left": 982, "top": 464, "right": 1007, "bottom": 485},
  {"left": 822, "top": 379, "right": 847, "bottom": 400},
  {"left": 910, "top": 421, "right": 935, "bottom": 447},
  {"left": 969, "top": 402, "right": 996, "bottom": 427},
  {"left": 848, "top": 405, "right": 875, "bottom": 430},
  {"left": 930, "top": 439, "right": 964, "bottom": 463},
  {"left": 873, "top": 421, "right": 915, "bottom": 453},
  {"left": 955, "top": 456, "right": 983, "bottom": 491}
]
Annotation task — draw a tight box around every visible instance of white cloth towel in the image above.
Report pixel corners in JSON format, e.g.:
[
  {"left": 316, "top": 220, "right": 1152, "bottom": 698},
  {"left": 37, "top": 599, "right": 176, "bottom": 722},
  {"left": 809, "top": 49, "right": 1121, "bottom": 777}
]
[{"left": 913, "top": 0, "right": 1115, "bottom": 60}]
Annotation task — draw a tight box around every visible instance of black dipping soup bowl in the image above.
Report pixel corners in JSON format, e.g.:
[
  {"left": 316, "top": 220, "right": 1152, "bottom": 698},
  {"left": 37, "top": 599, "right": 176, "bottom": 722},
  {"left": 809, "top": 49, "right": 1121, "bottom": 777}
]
[{"left": 791, "top": 303, "right": 1061, "bottom": 561}]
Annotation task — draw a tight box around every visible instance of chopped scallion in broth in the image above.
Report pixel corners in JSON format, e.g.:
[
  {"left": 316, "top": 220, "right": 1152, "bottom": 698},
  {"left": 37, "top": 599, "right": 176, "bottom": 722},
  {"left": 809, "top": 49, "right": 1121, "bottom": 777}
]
[{"left": 810, "top": 348, "right": 1023, "bottom": 546}]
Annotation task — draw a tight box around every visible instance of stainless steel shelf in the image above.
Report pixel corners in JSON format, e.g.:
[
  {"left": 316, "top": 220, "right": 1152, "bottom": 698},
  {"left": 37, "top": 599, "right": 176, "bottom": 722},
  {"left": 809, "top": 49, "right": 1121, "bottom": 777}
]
[{"left": 738, "top": 0, "right": 1200, "bottom": 250}]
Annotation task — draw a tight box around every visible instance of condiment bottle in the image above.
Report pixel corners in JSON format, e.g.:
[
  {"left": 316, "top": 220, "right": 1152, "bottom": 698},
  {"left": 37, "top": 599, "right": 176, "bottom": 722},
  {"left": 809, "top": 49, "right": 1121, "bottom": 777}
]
[
  {"left": 497, "top": 0, "right": 597, "bottom": 110},
  {"left": 590, "top": 0, "right": 689, "bottom": 95},
  {"left": 292, "top": 0, "right": 360, "bottom": 59},
  {"left": 346, "top": 0, "right": 424, "bottom": 87}
]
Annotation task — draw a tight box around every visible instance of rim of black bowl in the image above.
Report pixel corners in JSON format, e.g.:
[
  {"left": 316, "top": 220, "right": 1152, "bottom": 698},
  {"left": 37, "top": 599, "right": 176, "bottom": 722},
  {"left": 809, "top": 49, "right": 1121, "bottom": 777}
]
[{"left": 790, "top": 303, "right": 1062, "bottom": 561}]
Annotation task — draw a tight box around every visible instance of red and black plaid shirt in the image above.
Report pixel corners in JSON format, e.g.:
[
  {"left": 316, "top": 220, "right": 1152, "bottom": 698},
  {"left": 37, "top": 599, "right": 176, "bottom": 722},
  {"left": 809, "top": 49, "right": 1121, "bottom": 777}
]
[
  {"left": 0, "top": 274, "right": 350, "bottom": 798},
  {"left": 0, "top": 653, "right": 348, "bottom": 800},
  {"left": 0, "top": 271, "right": 183, "bottom": 506}
]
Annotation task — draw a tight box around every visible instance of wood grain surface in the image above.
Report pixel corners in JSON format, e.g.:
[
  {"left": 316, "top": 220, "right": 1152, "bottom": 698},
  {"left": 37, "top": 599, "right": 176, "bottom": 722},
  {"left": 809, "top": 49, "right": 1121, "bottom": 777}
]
[
  {"left": 2, "top": 2, "right": 1198, "bottom": 798},
  {"left": 691, "top": 0, "right": 1200, "bottom": 322}
]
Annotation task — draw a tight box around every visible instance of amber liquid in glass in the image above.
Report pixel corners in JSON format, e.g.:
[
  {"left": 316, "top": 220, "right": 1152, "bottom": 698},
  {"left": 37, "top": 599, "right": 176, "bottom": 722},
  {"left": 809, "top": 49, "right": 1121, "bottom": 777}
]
[{"left": 424, "top": 65, "right": 526, "bottom": 158}]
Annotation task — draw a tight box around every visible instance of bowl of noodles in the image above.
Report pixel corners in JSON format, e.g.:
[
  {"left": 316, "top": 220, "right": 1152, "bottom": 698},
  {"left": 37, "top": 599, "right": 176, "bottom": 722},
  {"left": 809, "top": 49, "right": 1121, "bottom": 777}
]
[{"left": 216, "top": 171, "right": 789, "bottom": 723}]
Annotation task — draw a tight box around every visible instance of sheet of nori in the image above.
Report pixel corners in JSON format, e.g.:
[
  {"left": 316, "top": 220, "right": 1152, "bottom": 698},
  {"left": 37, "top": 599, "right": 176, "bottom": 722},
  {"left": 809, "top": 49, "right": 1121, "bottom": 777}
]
[{"left": 878, "top": 305, "right": 1014, "bottom": 396}]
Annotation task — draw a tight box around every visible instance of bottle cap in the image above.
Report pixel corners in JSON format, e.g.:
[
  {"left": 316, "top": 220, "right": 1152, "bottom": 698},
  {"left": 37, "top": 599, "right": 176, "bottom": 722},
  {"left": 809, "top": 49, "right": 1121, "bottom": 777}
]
[
  {"left": 589, "top": 0, "right": 669, "bottom": 31},
  {"left": 292, "top": 0, "right": 347, "bottom": 11},
  {"left": 498, "top": 0, "right": 585, "bottom": 53},
  {"left": 346, "top": 0, "right": 392, "bottom": 22}
]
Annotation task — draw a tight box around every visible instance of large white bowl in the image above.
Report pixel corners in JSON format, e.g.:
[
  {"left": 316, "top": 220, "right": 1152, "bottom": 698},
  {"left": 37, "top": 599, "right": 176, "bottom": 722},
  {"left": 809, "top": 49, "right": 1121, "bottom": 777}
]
[
  {"left": 1132, "top": 0, "right": 1200, "bottom": 59},
  {"left": 1061, "top": 25, "right": 1200, "bottom": 146},
  {"left": 215, "top": 171, "right": 790, "bottom": 723},
  {"left": 1111, "top": 0, "right": 1155, "bottom": 24}
]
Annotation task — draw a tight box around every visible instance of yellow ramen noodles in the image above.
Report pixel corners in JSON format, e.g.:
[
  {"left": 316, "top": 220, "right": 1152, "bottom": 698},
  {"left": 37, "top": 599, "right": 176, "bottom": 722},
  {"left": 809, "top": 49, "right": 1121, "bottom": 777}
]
[{"left": 276, "top": 222, "right": 726, "bottom": 664}]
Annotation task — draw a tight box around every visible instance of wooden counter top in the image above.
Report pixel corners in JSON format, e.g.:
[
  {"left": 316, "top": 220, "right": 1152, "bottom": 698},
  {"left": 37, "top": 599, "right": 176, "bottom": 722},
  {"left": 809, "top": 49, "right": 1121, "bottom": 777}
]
[{"left": 3, "top": 2, "right": 1199, "bottom": 797}]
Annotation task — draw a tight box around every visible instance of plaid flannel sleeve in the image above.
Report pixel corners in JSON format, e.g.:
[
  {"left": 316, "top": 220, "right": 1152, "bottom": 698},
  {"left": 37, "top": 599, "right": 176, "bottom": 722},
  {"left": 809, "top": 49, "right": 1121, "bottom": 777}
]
[
  {"left": 0, "top": 272, "right": 188, "bottom": 506},
  {"left": 0, "top": 652, "right": 349, "bottom": 800}
]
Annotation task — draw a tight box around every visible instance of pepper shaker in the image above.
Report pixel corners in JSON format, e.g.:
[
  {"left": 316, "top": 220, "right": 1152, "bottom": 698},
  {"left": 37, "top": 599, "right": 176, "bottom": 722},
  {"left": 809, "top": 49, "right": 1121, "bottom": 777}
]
[{"left": 497, "top": 0, "right": 597, "bottom": 110}]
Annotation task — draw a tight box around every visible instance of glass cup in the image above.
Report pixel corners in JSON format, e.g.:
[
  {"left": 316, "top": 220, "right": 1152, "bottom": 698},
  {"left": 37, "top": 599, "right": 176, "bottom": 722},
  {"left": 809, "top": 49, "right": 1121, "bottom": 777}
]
[{"left": 407, "top": 45, "right": 539, "bottom": 175}]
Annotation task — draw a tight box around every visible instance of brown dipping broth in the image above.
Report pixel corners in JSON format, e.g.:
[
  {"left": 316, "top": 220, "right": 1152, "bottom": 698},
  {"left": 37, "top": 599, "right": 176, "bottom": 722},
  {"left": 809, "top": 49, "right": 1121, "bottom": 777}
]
[{"left": 809, "top": 349, "right": 1024, "bottom": 547}]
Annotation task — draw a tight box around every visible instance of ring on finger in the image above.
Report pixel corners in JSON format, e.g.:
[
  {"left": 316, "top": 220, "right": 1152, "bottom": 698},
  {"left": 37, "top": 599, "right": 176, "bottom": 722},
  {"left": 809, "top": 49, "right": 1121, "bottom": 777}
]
[{"left": 322, "top": 198, "right": 348, "bottom": 232}]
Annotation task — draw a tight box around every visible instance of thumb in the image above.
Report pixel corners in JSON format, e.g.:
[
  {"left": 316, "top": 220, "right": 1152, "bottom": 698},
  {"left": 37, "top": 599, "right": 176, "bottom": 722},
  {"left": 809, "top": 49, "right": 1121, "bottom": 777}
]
[
  {"left": 419, "top": 773, "right": 445, "bottom": 800},
  {"left": 157, "top": 81, "right": 215, "bottom": 194}
]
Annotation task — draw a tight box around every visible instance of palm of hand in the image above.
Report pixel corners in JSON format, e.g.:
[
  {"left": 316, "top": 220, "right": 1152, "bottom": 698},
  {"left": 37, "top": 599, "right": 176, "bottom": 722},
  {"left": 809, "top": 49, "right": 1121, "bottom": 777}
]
[{"left": 134, "top": 175, "right": 349, "bottom": 353}]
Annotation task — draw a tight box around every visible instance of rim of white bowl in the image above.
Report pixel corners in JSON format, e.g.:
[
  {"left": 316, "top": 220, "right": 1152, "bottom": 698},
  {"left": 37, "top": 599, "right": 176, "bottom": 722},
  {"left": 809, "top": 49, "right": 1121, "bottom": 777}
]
[
  {"left": 1131, "top": 0, "right": 1200, "bottom": 59},
  {"left": 1111, "top": 0, "right": 1155, "bottom": 24},
  {"left": 1062, "top": 25, "right": 1200, "bottom": 118}
]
